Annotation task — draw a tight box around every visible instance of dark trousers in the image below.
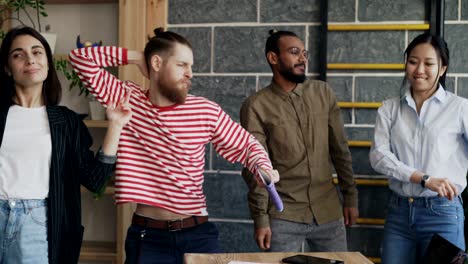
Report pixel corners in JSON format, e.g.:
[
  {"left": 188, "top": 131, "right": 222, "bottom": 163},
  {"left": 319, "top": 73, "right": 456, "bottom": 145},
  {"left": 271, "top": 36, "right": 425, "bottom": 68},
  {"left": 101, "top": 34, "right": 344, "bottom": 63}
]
[{"left": 124, "top": 221, "right": 222, "bottom": 264}]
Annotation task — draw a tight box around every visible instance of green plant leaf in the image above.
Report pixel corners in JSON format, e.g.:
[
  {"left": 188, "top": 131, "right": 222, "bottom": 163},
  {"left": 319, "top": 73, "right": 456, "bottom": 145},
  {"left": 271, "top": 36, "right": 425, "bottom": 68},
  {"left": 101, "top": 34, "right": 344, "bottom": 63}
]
[
  {"left": 54, "top": 58, "right": 89, "bottom": 98},
  {"left": 0, "top": 0, "right": 48, "bottom": 30}
]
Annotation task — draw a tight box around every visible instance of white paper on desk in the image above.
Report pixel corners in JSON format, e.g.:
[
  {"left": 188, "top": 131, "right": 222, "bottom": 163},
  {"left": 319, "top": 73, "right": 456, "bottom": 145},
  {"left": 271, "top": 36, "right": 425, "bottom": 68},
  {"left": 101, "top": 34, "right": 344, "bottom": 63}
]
[{"left": 228, "top": 260, "right": 278, "bottom": 264}]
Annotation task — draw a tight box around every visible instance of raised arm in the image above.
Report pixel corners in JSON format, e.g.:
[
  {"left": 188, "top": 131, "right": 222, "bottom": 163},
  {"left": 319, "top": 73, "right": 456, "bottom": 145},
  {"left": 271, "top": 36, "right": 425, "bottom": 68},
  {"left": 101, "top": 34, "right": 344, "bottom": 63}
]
[
  {"left": 69, "top": 46, "right": 133, "bottom": 106},
  {"left": 78, "top": 92, "right": 132, "bottom": 193},
  {"left": 127, "top": 50, "right": 149, "bottom": 79},
  {"left": 211, "top": 107, "right": 274, "bottom": 180},
  {"left": 101, "top": 91, "right": 132, "bottom": 155}
]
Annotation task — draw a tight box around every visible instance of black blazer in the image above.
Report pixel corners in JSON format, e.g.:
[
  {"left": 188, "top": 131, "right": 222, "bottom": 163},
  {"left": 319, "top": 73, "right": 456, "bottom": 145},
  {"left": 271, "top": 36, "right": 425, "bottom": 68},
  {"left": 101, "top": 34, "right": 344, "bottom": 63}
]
[{"left": 0, "top": 103, "right": 114, "bottom": 264}]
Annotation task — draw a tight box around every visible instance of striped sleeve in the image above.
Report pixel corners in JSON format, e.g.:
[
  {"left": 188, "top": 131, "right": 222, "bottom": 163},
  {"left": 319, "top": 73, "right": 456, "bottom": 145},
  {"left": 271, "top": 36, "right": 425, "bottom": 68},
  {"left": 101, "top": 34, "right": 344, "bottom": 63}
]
[
  {"left": 68, "top": 46, "right": 129, "bottom": 107},
  {"left": 211, "top": 108, "right": 272, "bottom": 176}
]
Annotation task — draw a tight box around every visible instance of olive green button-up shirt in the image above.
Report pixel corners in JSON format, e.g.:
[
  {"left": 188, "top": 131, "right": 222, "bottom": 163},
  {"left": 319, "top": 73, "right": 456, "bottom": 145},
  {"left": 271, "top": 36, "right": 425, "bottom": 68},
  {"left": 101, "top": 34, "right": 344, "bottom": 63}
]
[{"left": 240, "top": 80, "right": 358, "bottom": 228}]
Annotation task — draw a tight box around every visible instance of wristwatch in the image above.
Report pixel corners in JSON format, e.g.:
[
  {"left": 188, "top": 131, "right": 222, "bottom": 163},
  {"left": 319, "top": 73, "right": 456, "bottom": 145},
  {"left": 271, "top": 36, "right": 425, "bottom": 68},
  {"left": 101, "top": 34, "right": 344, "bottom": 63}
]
[{"left": 420, "top": 174, "right": 430, "bottom": 188}]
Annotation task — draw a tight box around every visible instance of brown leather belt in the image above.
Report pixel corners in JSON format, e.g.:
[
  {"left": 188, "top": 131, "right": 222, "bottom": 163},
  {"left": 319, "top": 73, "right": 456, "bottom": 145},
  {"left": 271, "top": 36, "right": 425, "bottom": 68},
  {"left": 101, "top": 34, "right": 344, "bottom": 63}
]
[{"left": 132, "top": 213, "right": 209, "bottom": 231}]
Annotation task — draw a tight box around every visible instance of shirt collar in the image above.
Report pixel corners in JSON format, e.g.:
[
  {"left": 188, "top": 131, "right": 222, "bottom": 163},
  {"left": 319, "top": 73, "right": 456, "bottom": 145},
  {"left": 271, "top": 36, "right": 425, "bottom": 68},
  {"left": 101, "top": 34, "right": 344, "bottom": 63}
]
[
  {"left": 432, "top": 85, "right": 447, "bottom": 102},
  {"left": 270, "top": 81, "right": 304, "bottom": 100},
  {"left": 404, "top": 84, "right": 447, "bottom": 106}
]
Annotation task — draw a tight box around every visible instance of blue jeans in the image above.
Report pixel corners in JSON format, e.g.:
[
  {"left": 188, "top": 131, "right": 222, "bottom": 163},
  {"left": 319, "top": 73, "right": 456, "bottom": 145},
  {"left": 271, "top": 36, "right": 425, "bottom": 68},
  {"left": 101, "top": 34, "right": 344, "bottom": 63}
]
[
  {"left": 125, "top": 221, "right": 221, "bottom": 264},
  {"left": 382, "top": 193, "right": 465, "bottom": 264},
  {"left": 0, "top": 199, "right": 48, "bottom": 264},
  {"left": 270, "top": 218, "right": 347, "bottom": 252}
]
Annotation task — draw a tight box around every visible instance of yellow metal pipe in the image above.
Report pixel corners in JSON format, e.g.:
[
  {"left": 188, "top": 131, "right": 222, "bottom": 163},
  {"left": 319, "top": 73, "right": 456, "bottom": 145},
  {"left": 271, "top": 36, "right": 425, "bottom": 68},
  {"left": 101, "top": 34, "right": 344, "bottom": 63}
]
[
  {"left": 328, "top": 23, "right": 430, "bottom": 31},
  {"left": 338, "top": 102, "right": 382, "bottom": 108},
  {"left": 333, "top": 178, "right": 388, "bottom": 186},
  {"left": 368, "top": 257, "right": 382, "bottom": 263},
  {"left": 355, "top": 179, "right": 388, "bottom": 186},
  {"left": 328, "top": 63, "right": 405, "bottom": 70},
  {"left": 357, "top": 218, "right": 385, "bottom": 225},
  {"left": 348, "top": 140, "right": 372, "bottom": 147}
]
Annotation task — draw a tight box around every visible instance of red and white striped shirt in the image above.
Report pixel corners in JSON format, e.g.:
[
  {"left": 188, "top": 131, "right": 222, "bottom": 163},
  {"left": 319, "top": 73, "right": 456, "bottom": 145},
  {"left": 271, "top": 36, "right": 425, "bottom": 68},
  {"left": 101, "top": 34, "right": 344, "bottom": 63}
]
[{"left": 69, "top": 46, "right": 272, "bottom": 215}]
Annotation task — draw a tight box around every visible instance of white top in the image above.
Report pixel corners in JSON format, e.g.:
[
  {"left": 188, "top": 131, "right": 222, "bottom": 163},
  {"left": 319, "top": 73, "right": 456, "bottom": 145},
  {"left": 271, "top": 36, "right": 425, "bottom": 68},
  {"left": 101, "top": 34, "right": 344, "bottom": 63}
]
[
  {"left": 0, "top": 105, "right": 52, "bottom": 199},
  {"left": 370, "top": 87, "right": 468, "bottom": 197}
]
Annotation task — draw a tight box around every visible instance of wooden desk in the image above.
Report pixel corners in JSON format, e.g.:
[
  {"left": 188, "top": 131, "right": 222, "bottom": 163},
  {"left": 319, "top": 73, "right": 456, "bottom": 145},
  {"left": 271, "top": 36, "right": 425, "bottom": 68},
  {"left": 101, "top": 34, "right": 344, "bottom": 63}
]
[{"left": 184, "top": 252, "right": 374, "bottom": 264}]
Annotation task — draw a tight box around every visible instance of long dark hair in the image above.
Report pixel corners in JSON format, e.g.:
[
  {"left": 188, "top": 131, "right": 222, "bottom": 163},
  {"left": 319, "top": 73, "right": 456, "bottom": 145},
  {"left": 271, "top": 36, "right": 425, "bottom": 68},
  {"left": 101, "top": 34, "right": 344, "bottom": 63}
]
[
  {"left": 0, "top": 26, "right": 62, "bottom": 106},
  {"left": 402, "top": 33, "right": 449, "bottom": 96}
]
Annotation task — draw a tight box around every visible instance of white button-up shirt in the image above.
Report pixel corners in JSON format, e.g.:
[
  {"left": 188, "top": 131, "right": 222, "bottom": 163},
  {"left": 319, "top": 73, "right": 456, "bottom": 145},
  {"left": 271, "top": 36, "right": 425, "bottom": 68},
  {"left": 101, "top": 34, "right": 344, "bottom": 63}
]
[{"left": 370, "top": 86, "right": 468, "bottom": 197}]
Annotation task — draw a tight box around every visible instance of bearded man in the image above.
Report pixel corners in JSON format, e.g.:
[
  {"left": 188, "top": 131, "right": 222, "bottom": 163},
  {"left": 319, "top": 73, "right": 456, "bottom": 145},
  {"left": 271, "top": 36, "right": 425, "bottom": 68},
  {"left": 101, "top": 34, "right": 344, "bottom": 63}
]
[
  {"left": 70, "top": 28, "right": 279, "bottom": 264},
  {"left": 240, "top": 30, "right": 359, "bottom": 253}
]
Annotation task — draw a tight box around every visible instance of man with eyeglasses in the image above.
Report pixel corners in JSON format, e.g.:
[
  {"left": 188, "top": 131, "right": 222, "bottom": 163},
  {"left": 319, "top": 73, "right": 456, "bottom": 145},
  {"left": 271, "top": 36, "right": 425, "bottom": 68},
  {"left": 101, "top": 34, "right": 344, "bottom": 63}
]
[{"left": 240, "top": 30, "right": 359, "bottom": 252}]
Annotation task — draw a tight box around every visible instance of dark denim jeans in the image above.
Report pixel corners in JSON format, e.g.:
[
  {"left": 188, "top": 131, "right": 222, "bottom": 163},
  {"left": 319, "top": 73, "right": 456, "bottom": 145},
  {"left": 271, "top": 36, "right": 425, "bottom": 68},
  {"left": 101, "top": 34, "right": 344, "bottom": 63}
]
[
  {"left": 125, "top": 221, "right": 221, "bottom": 264},
  {"left": 382, "top": 192, "right": 465, "bottom": 264}
]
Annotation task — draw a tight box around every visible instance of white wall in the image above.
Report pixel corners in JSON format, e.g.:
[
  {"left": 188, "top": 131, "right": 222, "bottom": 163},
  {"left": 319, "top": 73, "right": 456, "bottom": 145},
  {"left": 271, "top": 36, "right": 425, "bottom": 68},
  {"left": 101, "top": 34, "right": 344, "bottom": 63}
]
[{"left": 14, "top": 3, "right": 118, "bottom": 114}]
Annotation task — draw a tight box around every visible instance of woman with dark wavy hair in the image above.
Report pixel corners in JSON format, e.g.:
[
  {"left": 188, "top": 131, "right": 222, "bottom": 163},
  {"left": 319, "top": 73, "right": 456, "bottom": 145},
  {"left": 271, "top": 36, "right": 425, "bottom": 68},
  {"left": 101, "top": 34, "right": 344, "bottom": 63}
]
[
  {"left": 0, "top": 26, "right": 132, "bottom": 263},
  {"left": 370, "top": 33, "right": 468, "bottom": 263}
]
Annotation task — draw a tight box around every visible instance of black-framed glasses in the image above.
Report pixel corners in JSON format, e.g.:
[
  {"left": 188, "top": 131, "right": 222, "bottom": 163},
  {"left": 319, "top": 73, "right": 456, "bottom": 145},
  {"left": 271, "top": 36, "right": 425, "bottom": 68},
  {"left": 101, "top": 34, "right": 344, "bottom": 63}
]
[{"left": 286, "top": 47, "right": 309, "bottom": 59}]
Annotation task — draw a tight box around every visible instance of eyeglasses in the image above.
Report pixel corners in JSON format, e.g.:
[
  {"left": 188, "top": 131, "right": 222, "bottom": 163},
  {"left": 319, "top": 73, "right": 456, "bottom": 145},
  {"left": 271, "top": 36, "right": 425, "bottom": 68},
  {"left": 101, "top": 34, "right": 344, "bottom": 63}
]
[{"left": 285, "top": 47, "right": 309, "bottom": 59}]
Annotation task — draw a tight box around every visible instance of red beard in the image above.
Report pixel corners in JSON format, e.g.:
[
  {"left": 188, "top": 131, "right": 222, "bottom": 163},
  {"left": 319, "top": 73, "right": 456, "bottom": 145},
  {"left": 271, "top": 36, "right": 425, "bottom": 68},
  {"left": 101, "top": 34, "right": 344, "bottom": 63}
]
[{"left": 159, "top": 79, "right": 191, "bottom": 104}]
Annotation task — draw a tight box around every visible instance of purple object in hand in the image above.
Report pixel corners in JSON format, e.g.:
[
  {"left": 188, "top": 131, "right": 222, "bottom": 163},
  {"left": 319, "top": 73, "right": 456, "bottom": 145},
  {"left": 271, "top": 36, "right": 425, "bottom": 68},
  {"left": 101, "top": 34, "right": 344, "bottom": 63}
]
[
  {"left": 257, "top": 166, "right": 284, "bottom": 212},
  {"left": 264, "top": 181, "right": 284, "bottom": 212}
]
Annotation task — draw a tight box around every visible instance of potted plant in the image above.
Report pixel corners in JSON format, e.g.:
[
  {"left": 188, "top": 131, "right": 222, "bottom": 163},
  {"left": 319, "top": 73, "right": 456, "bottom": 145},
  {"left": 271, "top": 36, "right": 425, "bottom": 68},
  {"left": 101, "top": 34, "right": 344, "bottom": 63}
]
[
  {"left": 54, "top": 58, "right": 106, "bottom": 120},
  {"left": 0, "top": 0, "right": 47, "bottom": 30},
  {"left": 54, "top": 58, "right": 89, "bottom": 96},
  {"left": 0, "top": 0, "right": 56, "bottom": 51}
]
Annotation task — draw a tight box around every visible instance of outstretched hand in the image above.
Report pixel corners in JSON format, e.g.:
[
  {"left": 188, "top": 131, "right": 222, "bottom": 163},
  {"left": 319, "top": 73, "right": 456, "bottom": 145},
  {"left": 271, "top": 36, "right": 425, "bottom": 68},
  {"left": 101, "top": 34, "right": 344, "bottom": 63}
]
[
  {"left": 106, "top": 90, "right": 133, "bottom": 128},
  {"left": 256, "top": 166, "right": 280, "bottom": 187}
]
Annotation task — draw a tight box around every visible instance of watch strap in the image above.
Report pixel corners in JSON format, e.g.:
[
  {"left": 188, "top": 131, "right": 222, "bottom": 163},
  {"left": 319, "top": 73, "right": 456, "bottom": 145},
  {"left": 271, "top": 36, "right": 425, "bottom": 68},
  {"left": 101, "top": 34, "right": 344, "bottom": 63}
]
[{"left": 420, "top": 174, "right": 430, "bottom": 188}]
